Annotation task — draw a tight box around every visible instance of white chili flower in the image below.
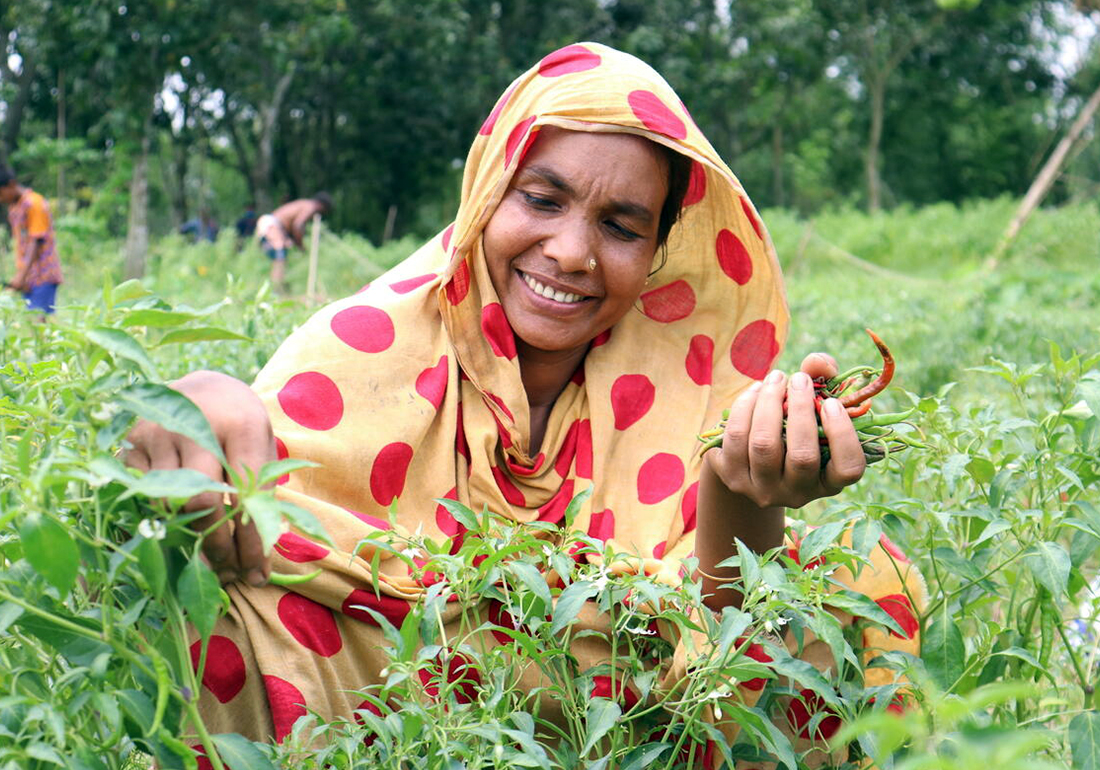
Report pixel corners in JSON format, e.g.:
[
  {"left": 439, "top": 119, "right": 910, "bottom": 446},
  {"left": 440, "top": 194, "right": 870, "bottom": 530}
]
[{"left": 137, "top": 518, "right": 167, "bottom": 541}]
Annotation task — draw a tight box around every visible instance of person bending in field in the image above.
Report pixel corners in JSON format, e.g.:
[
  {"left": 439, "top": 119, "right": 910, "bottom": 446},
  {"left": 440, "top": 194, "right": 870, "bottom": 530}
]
[
  {"left": 254, "top": 193, "right": 333, "bottom": 293},
  {"left": 125, "top": 44, "right": 925, "bottom": 767},
  {"left": 0, "top": 166, "right": 63, "bottom": 320}
]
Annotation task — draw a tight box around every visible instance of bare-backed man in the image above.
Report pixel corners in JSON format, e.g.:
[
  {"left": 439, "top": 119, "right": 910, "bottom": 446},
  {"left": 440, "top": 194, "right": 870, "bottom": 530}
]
[{"left": 254, "top": 192, "right": 332, "bottom": 292}]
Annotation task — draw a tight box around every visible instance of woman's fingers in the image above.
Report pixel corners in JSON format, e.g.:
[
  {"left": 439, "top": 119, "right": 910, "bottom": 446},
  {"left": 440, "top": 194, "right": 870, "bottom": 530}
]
[
  {"left": 800, "top": 352, "right": 837, "bottom": 380},
  {"left": 747, "top": 370, "right": 787, "bottom": 490},
  {"left": 783, "top": 372, "right": 821, "bottom": 484},
  {"left": 819, "top": 398, "right": 866, "bottom": 491}
]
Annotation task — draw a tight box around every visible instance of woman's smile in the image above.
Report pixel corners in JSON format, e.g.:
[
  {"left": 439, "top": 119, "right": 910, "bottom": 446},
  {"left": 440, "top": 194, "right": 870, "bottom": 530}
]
[{"left": 518, "top": 270, "right": 590, "bottom": 305}]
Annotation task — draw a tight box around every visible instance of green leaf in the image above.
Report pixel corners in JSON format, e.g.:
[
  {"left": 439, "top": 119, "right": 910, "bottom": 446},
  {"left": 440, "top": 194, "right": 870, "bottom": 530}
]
[
  {"left": 157, "top": 327, "right": 252, "bottom": 345},
  {"left": 552, "top": 580, "right": 598, "bottom": 634},
  {"left": 135, "top": 537, "right": 168, "bottom": 599},
  {"left": 18, "top": 513, "right": 80, "bottom": 595},
  {"left": 116, "top": 383, "right": 226, "bottom": 464},
  {"left": 823, "top": 590, "right": 907, "bottom": 638},
  {"left": 120, "top": 469, "right": 233, "bottom": 501},
  {"left": 563, "top": 485, "right": 593, "bottom": 529},
  {"left": 436, "top": 498, "right": 479, "bottom": 532},
  {"left": 850, "top": 517, "right": 883, "bottom": 559},
  {"left": 255, "top": 458, "right": 317, "bottom": 487},
  {"left": 798, "top": 520, "right": 846, "bottom": 564},
  {"left": 210, "top": 733, "right": 279, "bottom": 770},
  {"left": 117, "top": 688, "right": 156, "bottom": 735},
  {"left": 506, "top": 560, "right": 552, "bottom": 610},
  {"left": 619, "top": 743, "right": 671, "bottom": 770},
  {"left": 179, "top": 554, "right": 223, "bottom": 640},
  {"left": 966, "top": 456, "right": 996, "bottom": 485},
  {"left": 17, "top": 614, "right": 112, "bottom": 667},
  {"left": 86, "top": 327, "right": 158, "bottom": 379},
  {"left": 111, "top": 279, "right": 152, "bottom": 305},
  {"left": 1023, "top": 541, "right": 1071, "bottom": 597},
  {"left": 1077, "top": 375, "right": 1100, "bottom": 422},
  {"left": 242, "top": 493, "right": 288, "bottom": 555},
  {"left": 715, "top": 608, "right": 752, "bottom": 658},
  {"left": 122, "top": 309, "right": 201, "bottom": 327},
  {"left": 581, "top": 698, "right": 621, "bottom": 755},
  {"left": 1069, "top": 711, "right": 1100, "bottom": 770},
  {"left": 922, "top": 615, "right": 966, "bottom": 690}
]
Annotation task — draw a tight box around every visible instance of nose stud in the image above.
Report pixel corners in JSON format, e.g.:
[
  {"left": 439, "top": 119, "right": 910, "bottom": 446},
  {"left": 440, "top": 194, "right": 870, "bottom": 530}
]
[{"left": 587, "top": 258, "right": 598, "bottom": 273}]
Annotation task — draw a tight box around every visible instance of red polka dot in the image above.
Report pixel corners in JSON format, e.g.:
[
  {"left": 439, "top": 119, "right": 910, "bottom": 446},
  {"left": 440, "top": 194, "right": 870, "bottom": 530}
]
[
  {"left": 342, "top": 588, "right": 411, "bottom": 628},
  {"left": 481, "top": 303, "right": 517, "bottom": 359},
  {"left": 741, "top": 197, "right": 763, "bottom": 239},
  {"left": 680, "top": 481, "right": 699, "bottom": 533},
  {"left": 189, "top": 635, "right": 246, "bottom": 704},
  {"left": 588, "top": 508, "right": 615, "bottom": 541},
  {"left": 487, "top": 599, "right": 519, "bottom": 646},
  {"left": 716, "top": 229, "right": 753, "bottom": 285},
  {"left": 591, "top": 675, "right": 639, "bottom": 710},
  {"left": 277, "top": 372, "right": 344, "bottom": 431},
  {"left": 730, "top": 319, "right": 780, "bottom": 380},
  {"left": 640, "top": 279, "right": 696, "bottom": 322},
  {"left": 390, "top": 273, "right": 437, "bottom": 294},
  {"left": 445, "top": 260, "right": 470, "bottom": 305},
  {"left": 683, "top": 161, "right": 707, "bottom": 207},
  {"left": 483, "top": 390, "right": 515, "bottom": 422},
  {"left": 685, "top": 335, "right": 714, "bottom": 386},
  {"left": 441, "top": 222, "right": 455, "bottom": 252},
  {"left": 455, "top": 403, "right": 470, "bottom": 466},
  {"left": 491, "top": 466, "right": 527, "bottom": 507},
  {"left": 191, "top": 745, "right": 214, "bottom": 770},
  {"left": 879, "top": 534, "right": 910, "bottom": 564},
  {"left": 627, "top": 90, "right": 687, "bottom": 140},
  {"left": 277, "top": 592, "right": 342, "bottom": 657},
  {"left": 508, "top": 453, "right": 545, "bottom": 477},
  {"left": 348, "top": 508, "right": 392, "bottom": 530},
  {"left": 555, "top": 420, "right": 581, "bottom": 477},
  {"left": 538, "top": 479, "right": 574, "bottom": 524},
  {"left": 570, "top": 367, "right": 586, "bottom": 386},
  {"left": 331, "top": 305, "right": 395, "bottom": 353},
  {"left": 610, "top": 374, "right": 655, "bottom": 430},
  {"left": 274, "top": 532, "right": 329, "bottom": 563},
  {"left": 575, "top": 420, "right": 593, "bottom": 479},
  {"left": 505, "top": 116, "right": 538, "bottom": 167},
  {"left": 591, "top": 328, "right": 611, "bottom": 347},
  {"left": 435, "top": 487, "right": 462, "bottom": 536},
  {"left": 875, "top": 594, "right": 919, "bottom": 640},
  {"left": 415, "top": 355, "right": 449, "bottom": 409},
  {"left": 786, "top": 689, "right": 841, "bottom": 742},
  {"left": 492, "top": 410, "right": 513, "bottom": 449},
  {"left": 419, "top": 650, "right": 480, "bottom": 703},
  {"left": 652, "top": 541, "right": 667, "bottom": 559},
  {"left": 369, "top": 442, "right": 414, "bottom": 506},
  {"left": 274, "top": 436, "right": 290, "bottom": 485},
  {"left": 356, "top": 282, "right": 371, "bottom": 293},
  {"left": 737, "top": 637, "right": 773, "bottom": 691},
  {"left": 479, "top": 84, "right": 516, "bottom": 136},
  {"left": 636, "top": 453, "right": 685, "bottom": 504},
  {"left": 263, "top": 675, "right": 307, "bottom": 742},
  {"left": 538, "top": 44, "right": 601, "bottom": 77}
]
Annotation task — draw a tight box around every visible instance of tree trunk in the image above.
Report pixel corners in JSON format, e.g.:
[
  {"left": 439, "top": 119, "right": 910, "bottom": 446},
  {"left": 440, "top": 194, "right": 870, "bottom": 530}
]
[
  {"left": 865, "top": 73, "right": 885, "bottom": 214},
  {"left": 253, "top": 66, "right": 296, "bottom": 213},
  {"left": 57, "top": 68, "right": 66, "bottom": 212},
  {"left": 124, "top": 130, "right": 151, "bottom": 280},
  {"left": 0, "top": 36, "right": 35, "bottom": 160},
  {"left": 992, "top": 79, "right": 1100, "bottom": 263}
]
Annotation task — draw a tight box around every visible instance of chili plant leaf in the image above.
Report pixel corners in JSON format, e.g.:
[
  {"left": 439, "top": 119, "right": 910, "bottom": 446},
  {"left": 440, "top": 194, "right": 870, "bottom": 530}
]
[
  {"left": 119, "top": 469, "right": 233, "bottom": 502},
  {"left": 1023, "top": 541, "right": 1070, "bottom": 598},
  {"left": 178, "top": 554, "right": 223, "bottom": 641},
  {"left": 211, "top": 733, "right": 279, "bottom": 770},
  {"left": 18, "top": 513, "right": 79, "bottom": 596},
  {"left": 798, "top": 520, "right": 846, "bottom": 565},
  {"left": 116, "top": 383, "right": 226, "bottom": 464},
  {"left": 86, "top": 327, "right": 159, "bottom": 379},
  {"left": 922, "top": 615, "right": 966, "bottom": 691},
  {"left": 157, "top": 327, "right": 252, "bottom": 345},
  {"left": 135, "top": 536, "right": 167, "bottom": 600},
  {"left": 581, "top": 698, "right": 621, "bottom": 756},
  {"left": 552, "top": 580, "right": 598, "bottom": 635},
  {"left": 1070, "top": 711, "right": 1100, "bottom": 770},
  {"left": 241, "top": 493, "right": 287, "bottom": 556}
]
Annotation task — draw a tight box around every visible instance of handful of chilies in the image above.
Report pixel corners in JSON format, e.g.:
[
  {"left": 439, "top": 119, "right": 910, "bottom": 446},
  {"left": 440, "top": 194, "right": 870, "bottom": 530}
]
[{"left": 698, "top": 329, "right": 925, "bottom": 466}]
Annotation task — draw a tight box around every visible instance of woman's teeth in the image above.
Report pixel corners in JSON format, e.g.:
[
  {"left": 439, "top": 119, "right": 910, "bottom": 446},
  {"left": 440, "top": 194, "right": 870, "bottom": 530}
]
[{"left": 523, "top": 273, "right": 584, "bottom": 304}]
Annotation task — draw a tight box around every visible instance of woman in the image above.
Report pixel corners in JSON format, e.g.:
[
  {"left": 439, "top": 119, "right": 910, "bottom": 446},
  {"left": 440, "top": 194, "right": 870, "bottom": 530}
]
[{"left": 126, "top": 43, "right": 923, "bottom": 763}]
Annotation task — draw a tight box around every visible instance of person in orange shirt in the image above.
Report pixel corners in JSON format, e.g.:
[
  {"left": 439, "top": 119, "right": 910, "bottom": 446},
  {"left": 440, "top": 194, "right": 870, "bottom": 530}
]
[{"left": 0, "top": 166, "right": 63, "bottom": 317}]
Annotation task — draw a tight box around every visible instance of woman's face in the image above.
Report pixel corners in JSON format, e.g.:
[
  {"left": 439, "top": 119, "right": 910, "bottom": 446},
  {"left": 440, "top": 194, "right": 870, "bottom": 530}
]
[{"left": 483, "top": 127, "right": 669, "bottom": 360}]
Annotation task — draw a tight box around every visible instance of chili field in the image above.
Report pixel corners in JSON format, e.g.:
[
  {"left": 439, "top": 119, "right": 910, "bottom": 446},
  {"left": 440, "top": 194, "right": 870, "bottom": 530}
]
[{"left": 2, "top": 197, "right": 1100, "bottom": 769}]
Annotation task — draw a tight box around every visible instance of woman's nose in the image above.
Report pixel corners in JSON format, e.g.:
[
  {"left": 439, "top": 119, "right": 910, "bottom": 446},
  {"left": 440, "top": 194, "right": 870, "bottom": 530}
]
[{"left": 540, "top": 216, "right": 594, "bottom": 273}]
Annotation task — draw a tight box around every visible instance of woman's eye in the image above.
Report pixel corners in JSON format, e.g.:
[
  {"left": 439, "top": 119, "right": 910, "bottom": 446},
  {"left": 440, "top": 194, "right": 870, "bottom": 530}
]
[
  {"left": 605, "top": 220, "right": 642, "bottom": 241},
  {"left": 521, "top": 192, "right": 557, "bottom": 209}
]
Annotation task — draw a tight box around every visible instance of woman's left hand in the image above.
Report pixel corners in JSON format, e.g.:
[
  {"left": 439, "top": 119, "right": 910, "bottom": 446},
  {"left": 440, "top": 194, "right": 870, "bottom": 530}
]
[{"left": 704, "top": 353, "right": 867, "bottom": 510}]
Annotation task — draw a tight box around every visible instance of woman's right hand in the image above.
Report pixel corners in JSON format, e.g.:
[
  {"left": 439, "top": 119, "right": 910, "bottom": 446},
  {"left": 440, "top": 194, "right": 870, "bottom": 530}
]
[{"left": 123, "top": 370, "right": 277, "bottom": 586}]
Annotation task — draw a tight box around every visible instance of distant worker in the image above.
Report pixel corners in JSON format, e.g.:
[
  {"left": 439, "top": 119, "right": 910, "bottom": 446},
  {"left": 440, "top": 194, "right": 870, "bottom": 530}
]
[
  {"left": 179, "top": 208, "right": 219, "bottom": 243},
  {"left": 235, "top": 202, "right": 258, "bottom": 239},
  {"left": 0, "top": 166, "right": 63, "bottom": 319},
  {"left": 254, "top": 193, "right": 332, "bottom": 292}
]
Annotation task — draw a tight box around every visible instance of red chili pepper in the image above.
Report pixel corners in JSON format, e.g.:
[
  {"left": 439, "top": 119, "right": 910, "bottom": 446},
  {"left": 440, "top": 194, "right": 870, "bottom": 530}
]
[{"left": 839, "top": 329, "right": 894, "bottom": 409}]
